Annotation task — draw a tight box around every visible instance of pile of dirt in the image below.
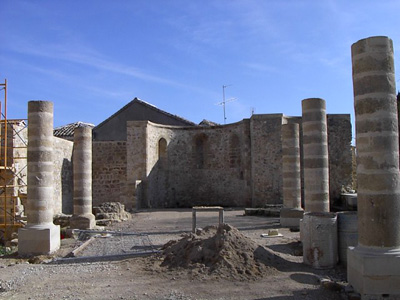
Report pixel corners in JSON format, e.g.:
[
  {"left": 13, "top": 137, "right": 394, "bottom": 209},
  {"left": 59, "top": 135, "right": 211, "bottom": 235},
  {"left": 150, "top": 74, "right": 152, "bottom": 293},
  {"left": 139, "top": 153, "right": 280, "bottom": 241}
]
[{"left": 160, "top": 223, "right": 278, "bottom": 280}]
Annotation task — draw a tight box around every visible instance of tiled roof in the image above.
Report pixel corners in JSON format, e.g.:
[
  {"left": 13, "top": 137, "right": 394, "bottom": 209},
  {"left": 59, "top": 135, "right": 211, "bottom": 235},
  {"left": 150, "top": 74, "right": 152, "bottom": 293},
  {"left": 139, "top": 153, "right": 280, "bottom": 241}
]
[{"left": 53, "top": 121, "right": 95, "bottom": 137}]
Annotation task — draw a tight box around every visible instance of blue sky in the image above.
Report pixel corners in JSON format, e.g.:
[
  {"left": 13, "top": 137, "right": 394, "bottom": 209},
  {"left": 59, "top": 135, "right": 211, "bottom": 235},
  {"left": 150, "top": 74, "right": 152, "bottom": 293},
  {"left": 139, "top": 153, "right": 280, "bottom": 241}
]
[{"left": 1, "top": 1, "right": 400, "bottom": 137}]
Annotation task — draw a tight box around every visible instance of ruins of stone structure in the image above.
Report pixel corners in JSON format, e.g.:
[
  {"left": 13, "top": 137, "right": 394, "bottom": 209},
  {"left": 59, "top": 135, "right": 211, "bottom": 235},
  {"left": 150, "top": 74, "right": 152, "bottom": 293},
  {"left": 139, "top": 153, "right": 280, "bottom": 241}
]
[
  {"left": 348, "top": 36, "right": 400, "bottom": 298},
  {"left": 124, "top": 114, "right": 351, "bottom": 211},
  {"left": 45, "top": 99, "right": 353, "bottom": 212}
]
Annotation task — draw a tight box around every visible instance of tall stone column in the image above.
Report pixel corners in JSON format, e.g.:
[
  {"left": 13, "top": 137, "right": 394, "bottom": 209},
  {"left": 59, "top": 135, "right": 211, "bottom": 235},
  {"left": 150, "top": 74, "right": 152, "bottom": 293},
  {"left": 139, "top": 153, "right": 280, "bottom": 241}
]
[
  {"left": 280, "top": 123, "right": 303, "bottom": 228},
  {"left": 348, "top": 36, "right": 400, "bottom": 297},
  {"left": 70, "top": 126, "right": 96, "bottom": 229},
  {"left": 18, "top": 101, "right": 60, "bottom": 255},
  {"left": 302, "top": 98, "right": 330, "bottom": 212}
]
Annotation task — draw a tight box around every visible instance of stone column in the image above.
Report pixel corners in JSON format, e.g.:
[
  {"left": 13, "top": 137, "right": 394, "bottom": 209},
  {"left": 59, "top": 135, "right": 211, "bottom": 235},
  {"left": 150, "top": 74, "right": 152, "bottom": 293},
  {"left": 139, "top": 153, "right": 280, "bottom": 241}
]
[
  {"left": 348, "top": 36, "right": 400, "bottom": 297},
  {"left": 302, "top": 98, "right": 330, "bottom": 212},
  {"left": 280, "top": 123, "right": 303, "bottom": 228},
  {"left": 18, "top": 101, "right": 60, "bottom": 255},
  {"left": 70, "top": 126, "right": 96, "bottom": 229}
]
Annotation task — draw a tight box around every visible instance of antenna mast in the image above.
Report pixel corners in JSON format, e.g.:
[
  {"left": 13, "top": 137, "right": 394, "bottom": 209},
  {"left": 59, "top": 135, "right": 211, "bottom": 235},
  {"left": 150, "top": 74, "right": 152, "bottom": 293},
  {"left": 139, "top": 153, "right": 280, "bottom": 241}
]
[{"left": 218, "top": 84, "right": 236, "bottom": 124}]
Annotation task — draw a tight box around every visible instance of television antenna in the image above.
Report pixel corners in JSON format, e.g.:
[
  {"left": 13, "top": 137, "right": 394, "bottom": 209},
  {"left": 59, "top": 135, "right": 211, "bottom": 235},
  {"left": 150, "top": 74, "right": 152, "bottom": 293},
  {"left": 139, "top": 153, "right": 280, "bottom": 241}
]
[{"left": 216, "top": 84, "right": 236, "bottom": 124}]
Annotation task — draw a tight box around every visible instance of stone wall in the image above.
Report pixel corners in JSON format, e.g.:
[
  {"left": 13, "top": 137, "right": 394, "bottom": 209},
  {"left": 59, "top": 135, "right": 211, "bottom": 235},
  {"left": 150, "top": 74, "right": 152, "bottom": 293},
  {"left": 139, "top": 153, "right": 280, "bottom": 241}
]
[
  {"left": 127, "top": 121, "right": 253, "bottom": 209},
  {"left": 111, "top": 114, "right": 353, "bottom": 210},
  {"left": 53, "top": 136, "right": 73, "bottom": 214},
  {"left": 327, "top": 114, "right": 353, "bottom": 203},
  {"left": 92, "top": 141, "right": 127, "bottom": 208},
  {"left": 250, "top": 115, "right": 284, "bottom": 207}
]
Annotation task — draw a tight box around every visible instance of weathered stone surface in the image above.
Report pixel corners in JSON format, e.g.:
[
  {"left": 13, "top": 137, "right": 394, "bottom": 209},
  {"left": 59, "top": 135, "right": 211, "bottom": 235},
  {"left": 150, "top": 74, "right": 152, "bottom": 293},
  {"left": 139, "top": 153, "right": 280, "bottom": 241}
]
[
  {"left": 92, "top": 141, "right": 127, "bottom": 208},
  {"left": 349, "top": 35, "right": 400, "bottom": 298},
  {"left": 19, "top": 100, "right": 60, "bottom": 255},
  {"left": 302, "top": 98, "right": 330, "bottom": 213},
  {"left": 53, "top": 137, "right": 73, "bottom": 215},
  {"left": 93, "top": 202, "right": 130, "bottom": 222},
  {"left": 281, "top": 123, "right": 302, "bottom": 210}
]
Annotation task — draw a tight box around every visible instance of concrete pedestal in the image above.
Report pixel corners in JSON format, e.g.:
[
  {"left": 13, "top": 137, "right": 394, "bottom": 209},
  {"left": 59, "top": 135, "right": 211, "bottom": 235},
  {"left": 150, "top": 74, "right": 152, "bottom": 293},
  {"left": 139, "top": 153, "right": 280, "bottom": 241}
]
[
  {"left": 348, "top": 246, "right": 400, "bottom": 298},
  {"left": 18, "top": 224, "right": 60, "bottom": 255},
  {"left": 302, "top": 212, "right": 338, "bottom": 269},
  {"left": 279, "top": 207, "right": 304, "bottom": 229}
]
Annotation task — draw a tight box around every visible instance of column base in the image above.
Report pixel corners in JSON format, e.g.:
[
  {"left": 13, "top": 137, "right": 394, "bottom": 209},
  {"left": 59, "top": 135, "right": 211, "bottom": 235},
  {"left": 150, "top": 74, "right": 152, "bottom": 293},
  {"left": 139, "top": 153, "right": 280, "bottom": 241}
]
[
  {"left": 70, "top": 213, "right": 96, "bottom": 230},
  {"left": 18, "top": 223, "right": 60, "bottom": 256},
  {"left": 348, "top": 246, "right": 400, "bottom": 298},
  {"left": 280, "top": 207, "right": 304, "bottom": 229}
]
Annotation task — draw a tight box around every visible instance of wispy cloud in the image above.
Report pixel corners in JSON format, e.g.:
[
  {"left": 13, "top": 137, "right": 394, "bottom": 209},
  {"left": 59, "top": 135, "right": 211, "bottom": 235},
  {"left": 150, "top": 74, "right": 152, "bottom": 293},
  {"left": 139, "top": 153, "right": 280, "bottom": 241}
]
[{"left": 4, "top": 35, "right": 188, "bottom": 87}]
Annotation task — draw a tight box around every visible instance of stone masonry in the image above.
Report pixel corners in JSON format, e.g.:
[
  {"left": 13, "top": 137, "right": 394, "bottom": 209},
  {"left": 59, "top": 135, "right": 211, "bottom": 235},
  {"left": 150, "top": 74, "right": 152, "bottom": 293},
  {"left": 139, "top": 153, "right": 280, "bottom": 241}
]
[
  {"left": 348, "top": 36, "right": 400, "bottom": 298},
  {"left": 280, "top": 123, "right": 304, "bottom": 228},
  {"left": 92, "top": 141, "right": 127, "bottom": 208},
  {"left": 302, "top": 98, "right": 330, "bottom": 212},
  {"left": 18, "top": 101, "right": 60, "bottom": 255},
  {"left": 122, "top": 112, "right": 351, "bottom": 210},
  {"left": 70, "top": 126, "right": 95, "bottom": 230}
]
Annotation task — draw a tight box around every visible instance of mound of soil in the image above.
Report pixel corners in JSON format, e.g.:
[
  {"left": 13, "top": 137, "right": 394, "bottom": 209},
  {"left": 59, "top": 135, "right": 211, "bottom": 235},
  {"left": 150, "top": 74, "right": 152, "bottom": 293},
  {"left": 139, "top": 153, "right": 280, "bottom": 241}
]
[{"left": 160, "top": 223, "right": 278, "bottom": 280}]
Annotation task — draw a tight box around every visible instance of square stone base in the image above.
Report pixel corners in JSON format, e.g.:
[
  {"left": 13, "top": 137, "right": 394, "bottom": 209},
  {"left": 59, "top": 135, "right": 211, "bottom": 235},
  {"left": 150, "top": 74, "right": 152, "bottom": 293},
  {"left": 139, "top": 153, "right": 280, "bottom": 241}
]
[
  {"left": 70, "top": 214, "right": 96, "bottom": 230},
  {"left": 348, "top": 246, "right": 400, "bottom": 299},
  {"left": 280, "top": 208, "right": 304, "bottom": 229},
  {"left": 18, "top": 224, "right": 60, "bottom": 256}
]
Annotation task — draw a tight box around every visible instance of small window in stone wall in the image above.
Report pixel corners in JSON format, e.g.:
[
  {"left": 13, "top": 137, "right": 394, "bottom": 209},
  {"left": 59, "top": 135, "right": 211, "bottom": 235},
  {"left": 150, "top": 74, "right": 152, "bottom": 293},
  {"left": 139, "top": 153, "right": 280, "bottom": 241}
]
[
  {"left": 194, "top": 134, "right": 207, "bottom": 169},
  {"left": 229, "top": 134, "right": 241, "bottom": 168},
  {"left": 158, "top": 138, "right": 167, "bottom": 169},
  {"left": 158, "top": 138, "right": 167, "bottom": 159}
]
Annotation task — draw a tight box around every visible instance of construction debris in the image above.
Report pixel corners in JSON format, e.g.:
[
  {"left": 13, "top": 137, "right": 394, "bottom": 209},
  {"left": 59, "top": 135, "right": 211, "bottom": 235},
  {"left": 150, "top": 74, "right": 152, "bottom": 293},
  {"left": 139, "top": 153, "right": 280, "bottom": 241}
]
[{"left": 160, "top": 223, "right": 278, "bottom": 280}]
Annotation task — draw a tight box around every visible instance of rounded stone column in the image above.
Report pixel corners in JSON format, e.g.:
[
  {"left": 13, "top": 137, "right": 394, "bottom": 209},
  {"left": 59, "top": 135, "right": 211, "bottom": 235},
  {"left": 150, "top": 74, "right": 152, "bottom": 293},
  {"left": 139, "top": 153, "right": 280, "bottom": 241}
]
[
  {"left": 70, "top": 126, "right": 95, "bottom": 229},
  {"left": 302, "top": 98, "right": 330, "bottom": 212},
  {"left": 348, "top": 36, "right": 400, "bottom": 297},
  {"left": 280, "top": 123, "right": 303, "bottom": 228},
  {"left": 18, "top": 101, "right": 60, "bottom": 255}
]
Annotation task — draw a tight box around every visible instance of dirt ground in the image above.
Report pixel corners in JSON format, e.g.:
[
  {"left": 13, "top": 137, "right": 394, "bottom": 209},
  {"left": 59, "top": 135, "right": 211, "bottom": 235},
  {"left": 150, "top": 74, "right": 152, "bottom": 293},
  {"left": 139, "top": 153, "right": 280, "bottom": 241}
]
[{"left": 0, "top": 209, "right": 350, "bottom": 300}]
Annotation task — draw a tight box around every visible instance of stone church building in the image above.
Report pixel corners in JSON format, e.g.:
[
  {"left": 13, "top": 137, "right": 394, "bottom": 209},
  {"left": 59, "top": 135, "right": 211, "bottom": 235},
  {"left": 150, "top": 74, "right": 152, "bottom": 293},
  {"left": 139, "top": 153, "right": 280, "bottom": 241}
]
[{"left": 77, "top": 98, "right": 352, "bottom": 211}]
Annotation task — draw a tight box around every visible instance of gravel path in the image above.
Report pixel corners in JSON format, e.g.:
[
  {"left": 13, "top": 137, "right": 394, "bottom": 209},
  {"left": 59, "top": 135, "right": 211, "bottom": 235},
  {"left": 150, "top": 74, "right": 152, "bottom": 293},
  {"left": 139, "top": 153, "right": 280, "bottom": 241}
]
[{"left": 0, "top": 209, "right": 349, "bottom": 300}]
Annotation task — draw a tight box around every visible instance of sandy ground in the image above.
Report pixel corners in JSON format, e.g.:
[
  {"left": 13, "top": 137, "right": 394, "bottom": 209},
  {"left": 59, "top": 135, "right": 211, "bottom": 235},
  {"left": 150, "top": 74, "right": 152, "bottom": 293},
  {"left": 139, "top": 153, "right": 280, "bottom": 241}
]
[{"left": 0, "top": 209, "right": 350, "bottom": 300}]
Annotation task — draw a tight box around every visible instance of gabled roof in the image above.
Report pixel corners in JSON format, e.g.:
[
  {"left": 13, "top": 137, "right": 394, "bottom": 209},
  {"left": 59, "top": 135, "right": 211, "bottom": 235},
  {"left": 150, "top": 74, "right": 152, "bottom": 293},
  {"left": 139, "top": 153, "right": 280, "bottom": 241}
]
[
  {"left": 199, "top": 119, "right": 220, "bottom": 127},
  {"left": 95, "top": 98, "right": 195, "bottom": 130},
  {"left": 54, "top": 121, "right": 95, "bottom": 138}
]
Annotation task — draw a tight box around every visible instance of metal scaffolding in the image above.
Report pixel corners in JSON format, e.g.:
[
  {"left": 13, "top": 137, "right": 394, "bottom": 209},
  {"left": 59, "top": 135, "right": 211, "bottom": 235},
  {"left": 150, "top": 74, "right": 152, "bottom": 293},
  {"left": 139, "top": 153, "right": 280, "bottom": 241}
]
[{"left": 0, "top": 79, "right": 28, "bottom": 242}]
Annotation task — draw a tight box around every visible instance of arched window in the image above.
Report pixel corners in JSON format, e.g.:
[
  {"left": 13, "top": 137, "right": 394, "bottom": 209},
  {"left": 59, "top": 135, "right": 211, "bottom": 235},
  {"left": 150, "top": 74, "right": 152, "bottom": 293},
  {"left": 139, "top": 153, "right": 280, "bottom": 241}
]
[
  {"left": 158, "top": 138, "right": 167, "bottom": 170},
  {"left": 158, "top": 138, "right": 167, "bottom": 160},
  {"left": 194, "top": 134, "right": 207, "bottom": 169}
]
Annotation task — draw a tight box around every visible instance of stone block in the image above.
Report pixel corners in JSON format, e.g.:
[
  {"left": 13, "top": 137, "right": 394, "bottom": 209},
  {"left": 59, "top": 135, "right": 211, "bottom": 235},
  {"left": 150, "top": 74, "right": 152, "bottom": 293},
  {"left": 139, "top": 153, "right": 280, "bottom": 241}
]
[
  {"left": 347, "top": 246, "right": 400, "bottom": 298},
  {"left": 280, "top": 207, "right": 304, "bottom": 229},
  {"left": 18, "top": 224, "right": 60, "bottom": 255},
  {"left": 69, "top": 214, "right": 96, "bottom": 230}
]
